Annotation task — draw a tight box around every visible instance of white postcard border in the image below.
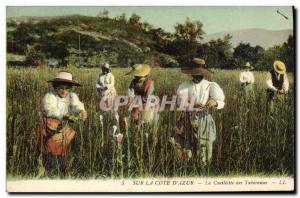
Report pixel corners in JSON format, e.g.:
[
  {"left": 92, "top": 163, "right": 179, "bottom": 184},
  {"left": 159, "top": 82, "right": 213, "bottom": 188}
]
[{"left": 7, "top": 177, "right": 294, "bottom": 192}]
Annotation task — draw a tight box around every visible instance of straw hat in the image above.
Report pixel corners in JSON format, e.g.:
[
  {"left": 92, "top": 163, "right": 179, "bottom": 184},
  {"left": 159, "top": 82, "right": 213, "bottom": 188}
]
[
  {"left": 244, "top": 62, "right": 254, "bottom": 70},
  {"left": 181, "top": 58, "right": 213, "bottom": 78},
  {"left": 126, "top": 64, "right": 151, "bottom": 77},
  {"left": 97, "top": 63, "right": 110, "bottom": 69},
  {"left": 47, "top": 71, "right": 81, "bottom": 86},
  {"left": 273, "top": 60, "right": 286, "bottom": 74},
  {"left": 102, "top": 63, "right": 110, "bottom": 69}
]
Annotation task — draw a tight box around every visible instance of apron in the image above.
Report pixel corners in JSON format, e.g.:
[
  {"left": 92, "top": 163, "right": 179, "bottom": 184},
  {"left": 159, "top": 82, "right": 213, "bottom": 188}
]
[
  {"left": 175, "top": 110, "right": 216, "bottom": 163},
  {"left": 131, "top": 79, "right": 156, "bottom": 123},
  {"left": 98, "top": 74, "right": 117, "bottom": 111},
  {"left": 38, "top": 117, "right": 76, "bottom": 156}
]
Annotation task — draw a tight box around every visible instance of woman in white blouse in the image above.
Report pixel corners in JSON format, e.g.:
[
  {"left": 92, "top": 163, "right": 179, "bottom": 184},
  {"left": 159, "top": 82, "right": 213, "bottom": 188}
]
[
  {"left": 96, "top": 63, "right": 119, "bottom": 145},
  {"left": 175, "top": 58, "right": 225, "bottom": 167},
  {"left": 96, "top": 63, "right": 116, "bottom": 96},
  {"left": 39, "top": 71, "right": 87, "bottom": 176},
  {"left": 96, "top": 63, "right": 117, "bottom": 110},
  {"left": 239, "top": 62, "right": 255, "bottom": 97}
]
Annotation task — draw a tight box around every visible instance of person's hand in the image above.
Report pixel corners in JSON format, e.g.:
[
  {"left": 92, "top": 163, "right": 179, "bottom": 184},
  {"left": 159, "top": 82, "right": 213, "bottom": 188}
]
[
  {"left": 79, "top": 111, "right": 87, "bottom": 121},
  {"left": 205, "top": 99, "right": 217, "bottom": 108},
  {"left": 193, "top": 103, "right": 205, "bottom": 111},
  {"left": 278, "top": 89, "right": 285, "bottom": 94},
  {"left": 57, "top": 123, "right": 64, "bottom": 132},
  {"left": 63, "top": 114, "right": 78, "bottom": 122},
  {"left": 62, "top": 114, "right": 71, "bottom": 121}
]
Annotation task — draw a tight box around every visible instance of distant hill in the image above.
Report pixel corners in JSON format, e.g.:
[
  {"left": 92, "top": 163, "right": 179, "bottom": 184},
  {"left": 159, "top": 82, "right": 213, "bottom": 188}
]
[
  {"left": 6, "top": 15, "right": 294, "bottom": 69},
  {"left": 7, "top": 16, "right": 292, "bottom": 50},
  {"left": 202, "top": 28, "right": 293, "bottom": 49},
  {"left": 6, "top": 15, "right": 176, "bottom": 67},
  {"left": 7, "top": 15, "right": 66, "bottom": 24}
]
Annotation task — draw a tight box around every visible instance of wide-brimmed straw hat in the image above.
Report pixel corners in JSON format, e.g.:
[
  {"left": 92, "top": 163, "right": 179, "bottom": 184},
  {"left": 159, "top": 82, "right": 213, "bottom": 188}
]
[
  {"left": 47, "top": 71, "right": 81, "bottom": 86},
  {"left": 181, "top": 58, "right": 213, "bottom": 78},
  {"left": 126, "top": 64, "right": 151, "bottom": 77},
  {"left": 102, "top": 62, "right": 110, "bottom": 69},
  {"left": 244, "top": 62, "right": 254, "bottom": 70},
  {"left": 273, "top": 60, "right": 286, "bottom": 74}
]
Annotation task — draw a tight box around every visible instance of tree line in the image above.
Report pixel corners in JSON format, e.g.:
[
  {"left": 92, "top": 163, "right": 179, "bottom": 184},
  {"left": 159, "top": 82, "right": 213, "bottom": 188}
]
[{"left": 6, "top": 10, "right": 294, "bottom": 72}]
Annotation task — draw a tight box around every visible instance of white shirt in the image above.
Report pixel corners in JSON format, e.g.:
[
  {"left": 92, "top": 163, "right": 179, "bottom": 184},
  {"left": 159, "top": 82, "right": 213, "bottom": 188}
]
[
  {"left": 240, "top": 71, "right": 255, "bottom": 84},
  {"left": 177, "top": 79, "right": 225, "bottom": 110},
  {"left": 42, "top": 92, "right": 85, "bottom": 120},
  {"left": 266, "top": 72, "right": 289, "bottom": 92},
  {"left": 96, "top": 73, "right": 116, "bottom": 91}
]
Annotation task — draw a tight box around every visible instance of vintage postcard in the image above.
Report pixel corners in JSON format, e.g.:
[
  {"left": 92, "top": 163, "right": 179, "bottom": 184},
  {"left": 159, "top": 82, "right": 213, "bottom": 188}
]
[{"left": 6, "top": 6, "right": 295, "bottom": 192}]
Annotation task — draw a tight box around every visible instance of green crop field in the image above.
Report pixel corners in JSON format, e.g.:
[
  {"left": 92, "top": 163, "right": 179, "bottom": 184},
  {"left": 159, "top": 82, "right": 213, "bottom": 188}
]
[{"left": 6, "top": 67, "right": 294, "bottom": 179}]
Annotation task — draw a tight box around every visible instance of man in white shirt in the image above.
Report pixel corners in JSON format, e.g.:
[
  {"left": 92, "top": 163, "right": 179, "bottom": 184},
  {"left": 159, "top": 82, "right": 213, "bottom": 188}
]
[
  {"left": 175, "top": 58, "right": 225, "bottom": 167},
  {"left": 266, "top": 60, "right": 289, "bottom": 112},
  {"left": 39, "top": 71, "right": 87, "bottom": 176},
  {"left": 239, "top": 62, "right": 255, "bottom": 97}
]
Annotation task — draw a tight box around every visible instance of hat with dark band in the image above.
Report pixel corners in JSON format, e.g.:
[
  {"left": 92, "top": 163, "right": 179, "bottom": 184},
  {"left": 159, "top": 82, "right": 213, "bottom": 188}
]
[
  {"left": 273, "top": 60, "right": 286, "bottom": 74},
  {"left": 181, "top": 58, "right": 213, "bottom": 78},
  {"left": 48, "top": 71, "right": 81, "bottom": 86},
  {"left": 244, "top": 62, "right": 254, "bottom": 70}
]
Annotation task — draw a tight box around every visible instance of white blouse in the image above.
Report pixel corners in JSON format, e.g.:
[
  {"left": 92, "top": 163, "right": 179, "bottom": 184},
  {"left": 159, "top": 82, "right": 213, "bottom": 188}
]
[
  {"left": 42, "top": 92, "right": 86, "bottom": 120},
  {"left": 177, "top": 79, "right": 225, "bottom": 110},
  {"left": 96, "top": 73, "right": 116, "bottom": 91},
  {"left": 240, "top": 71, "right": 255, "bottom": 84}
]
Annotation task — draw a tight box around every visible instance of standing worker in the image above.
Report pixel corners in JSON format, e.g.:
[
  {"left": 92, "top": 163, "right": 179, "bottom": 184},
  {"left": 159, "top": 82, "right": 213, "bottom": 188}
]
[
  {"left": 38, "top": 71, "right": 87, "bottom": 177},
  {"left": 96, "top": 63, "right": 118, "bottom": 123},
  {"left": 96, "top": 62, "right": 119, "bottom": 147},
  {"left": 127, "top": 64, "right": 156, "bottom": 124},
  {"left": 266, "top": 60, "right": 289, "bottom": 113},
  {"left": 175, "top": 58, "right": 225, "bottom": 167},
  {"left": 240, "top": 62, "right": 255, "bottom": 97}
]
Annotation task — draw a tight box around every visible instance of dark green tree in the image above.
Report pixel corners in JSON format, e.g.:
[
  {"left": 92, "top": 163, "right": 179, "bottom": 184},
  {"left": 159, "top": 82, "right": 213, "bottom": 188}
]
[
  {"left": 24, "top": 45, "right": 45, "bottom": 67},
  {"left": 281, "top": 35, "right": 294, "bottom": 72},
  {"left": 129, "top": 13, "right": 141, "bottom": 27},
  {"left": 233, "top": 42, "right": 264, "bottom": 69},
  {"left": 197, "top": 34, "right": 234, "bottom": 69},
  {"left": 172, "top": 18, "right": 205, "bottom": 66}
]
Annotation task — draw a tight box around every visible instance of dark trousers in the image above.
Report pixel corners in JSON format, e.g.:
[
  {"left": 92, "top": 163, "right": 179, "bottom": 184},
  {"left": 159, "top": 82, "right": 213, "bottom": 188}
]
[
  {"left": 42, "top": 153, "right": 65, "bottom": 177},
  {"left": 266, "top": 89, "right": 285, "bottom": 113}
]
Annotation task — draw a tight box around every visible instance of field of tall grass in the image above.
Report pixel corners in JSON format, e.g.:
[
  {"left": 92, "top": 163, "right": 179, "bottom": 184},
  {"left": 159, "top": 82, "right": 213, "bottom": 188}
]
[{"left": 6, "top": 67, "right": 294, "bottom": 179}]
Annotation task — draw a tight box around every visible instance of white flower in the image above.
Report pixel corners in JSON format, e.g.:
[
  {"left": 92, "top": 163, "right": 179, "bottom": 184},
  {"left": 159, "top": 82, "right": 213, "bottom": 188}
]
[
  {"left": 112, "top": 125, "right": 118, "bottom": 136},
  {"left": 115, "top": 113, "right": 119, "bottom": 123},
  {"left": 116, "top": 133, "right": 123, "bottom": 144},
  {"left": 99, "top": 114, "right": 103, "bottom": 123},
  {"left": 168, "top": 137, "right": 176, "bottom": 145},
  {"left": 123, "top": 117, "right": 128, "bottom": 126},
  {"left": 186, "top": 149, "right": 192, "bottom": 159}
]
